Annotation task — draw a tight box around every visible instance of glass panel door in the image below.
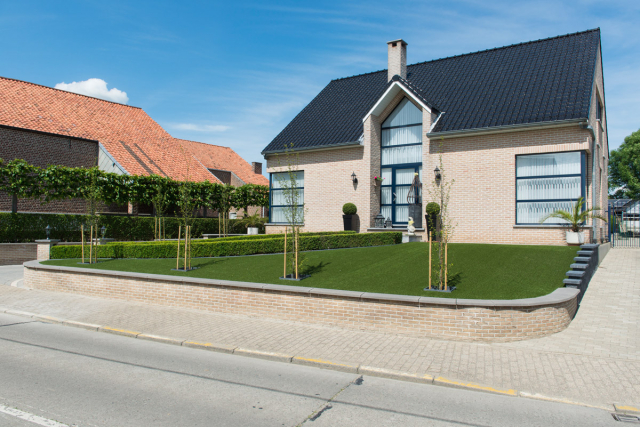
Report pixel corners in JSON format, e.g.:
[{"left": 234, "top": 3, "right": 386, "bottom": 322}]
[{"left": 380, "top": 165, "right": 421, "bottom": 226}]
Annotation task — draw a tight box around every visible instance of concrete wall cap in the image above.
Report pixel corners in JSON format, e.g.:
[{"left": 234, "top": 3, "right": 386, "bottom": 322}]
[
  {"left": 418, "top": 296, "right": 457, "bottom": 306},
  {"left": 262, "top": 283, "right": 313, "bottom": 294},
  {"left": 361, "top": 292, "right": 421, "bottom": 304},
  {"left": 310, "top": 288, "right": 364, "bottom": 299},
  {"left": 455, "top": 288, "right": 579, "bottom": 308}
]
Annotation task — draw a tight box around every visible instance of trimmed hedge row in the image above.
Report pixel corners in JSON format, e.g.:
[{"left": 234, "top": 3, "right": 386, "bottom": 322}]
[
  {"left": 104, "top": 230, "right": 357, "bottom": 245},
  {"left": 0, "top": 213, "right": 262, "bottom": 243},
  {"left": 51, "top": 232, "right": 402, "bottom": 259}
]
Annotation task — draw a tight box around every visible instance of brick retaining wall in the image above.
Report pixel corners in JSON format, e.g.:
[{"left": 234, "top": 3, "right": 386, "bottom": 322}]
[{"left": 23, "top": 261, "right": 578, "bottom": 342}]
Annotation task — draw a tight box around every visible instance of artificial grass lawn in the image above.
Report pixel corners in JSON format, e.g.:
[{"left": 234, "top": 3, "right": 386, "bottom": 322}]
[{"left": 43, "top": 243, "right": 579, "bottom": 300}]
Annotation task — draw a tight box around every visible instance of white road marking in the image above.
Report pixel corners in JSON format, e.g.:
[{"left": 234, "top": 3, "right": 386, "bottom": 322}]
[
  {"left": 10, "top": 279, "right": 23, "bottom": 287},
  {"left": 0, "top": 404, "right": 70, "bottom": 427}
]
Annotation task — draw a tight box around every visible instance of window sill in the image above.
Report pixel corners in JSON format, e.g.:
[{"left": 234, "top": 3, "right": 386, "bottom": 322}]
[
  {"left": 513, "top": 224, "right": 589, "bottom": 229},
  {"left": 264, "top": 223, "right": 305, "bottom": 226}
]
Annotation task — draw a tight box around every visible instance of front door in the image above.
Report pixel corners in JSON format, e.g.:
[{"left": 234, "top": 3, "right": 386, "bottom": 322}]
[{"left": 380, "top": 165, "right": 421, "bottom": 226}]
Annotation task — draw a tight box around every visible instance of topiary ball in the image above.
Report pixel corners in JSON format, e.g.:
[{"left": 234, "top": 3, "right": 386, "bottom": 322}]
[
  {"left": 342, "top": 203, "right": 357, "bottom": 215},
  {"left": 426, "top": 202, "right": 440, "bottom": 215}
]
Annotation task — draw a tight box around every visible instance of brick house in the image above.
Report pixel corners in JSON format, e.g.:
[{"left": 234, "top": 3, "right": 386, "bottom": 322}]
[
  {"left": 0, "top": 76, "right": 267, "bottom": 215},
  {"left": 262, "top": 29, "right": 609, "bottom": 245}
]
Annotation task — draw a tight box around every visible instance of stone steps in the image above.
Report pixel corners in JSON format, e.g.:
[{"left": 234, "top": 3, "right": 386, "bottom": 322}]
[
  {"left": 566, "top": 270, "right": 585, "bottom": 278},
  {"left": 570, "top": 263, "right": 588, "bottom": 270},
  {"left": 563, "top": 278, "right": 582, "bottom": 288}
]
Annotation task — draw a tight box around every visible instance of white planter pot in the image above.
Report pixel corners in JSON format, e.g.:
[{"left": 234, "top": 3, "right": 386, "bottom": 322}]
[
  {"left": 247, "top": 227, "right": 259, "bottom": 235},
  {"left": 566, "top": 231, "right": 585, "bottom": 245}
]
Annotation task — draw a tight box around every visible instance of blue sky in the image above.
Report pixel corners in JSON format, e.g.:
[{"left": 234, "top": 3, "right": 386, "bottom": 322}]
[{"left": 1, "top": 0, "right": 639, "bottom": 166}]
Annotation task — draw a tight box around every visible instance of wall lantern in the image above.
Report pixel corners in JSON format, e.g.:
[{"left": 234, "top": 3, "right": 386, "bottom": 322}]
[
  {"left": 434, "top": 166, "right": 441, "bottom": 181},
  {"left": 351, "top": 171, "right": 358, "bottom": 184},
  {"left": 45, "top": 225, "right": 51, "bottom": 240},
  {"left": 374, "top": 212, "right": 385, "bottom": 228},
  {"left": 384, "top": 217, "right": 392, "bottom": 228},
  {"left": 101, "top": 226, "right": 107, "bottom": 239}
]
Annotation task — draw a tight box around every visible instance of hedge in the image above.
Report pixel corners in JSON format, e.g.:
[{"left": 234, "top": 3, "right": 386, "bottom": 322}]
[
  {"left": 104, "top": 230, "right": 357, "bottom": 245},
  {"left": 0, "top": 213, "right": 262, "bottom": 243},
  {"left": 50, "top": 232, "right": 402, "bottom": 259}
]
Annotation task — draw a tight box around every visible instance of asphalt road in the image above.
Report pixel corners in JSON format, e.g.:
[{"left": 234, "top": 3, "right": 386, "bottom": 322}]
[{"left": 0, "top": 312, "right": 619, "bottom": 427}]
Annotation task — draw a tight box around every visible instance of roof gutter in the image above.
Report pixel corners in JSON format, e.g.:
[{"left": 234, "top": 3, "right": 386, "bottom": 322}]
[
  {"left": 262, "top": 140, "right": 362, "bottom": 157},
  {"left": 427, "top": 118, "right": 586, "bottom": 139}
]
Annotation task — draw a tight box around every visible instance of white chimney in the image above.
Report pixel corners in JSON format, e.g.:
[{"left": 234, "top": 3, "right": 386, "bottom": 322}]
[{"left": 387, "top": 39, "right": 407, "bottom": 82}]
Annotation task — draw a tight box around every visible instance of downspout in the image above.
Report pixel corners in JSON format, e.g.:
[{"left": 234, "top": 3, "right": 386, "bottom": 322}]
[
  {"left": 580, "top": 122, "right": 597, "bottom": 243},
  {"left": 592, "top": 134, "right": 597, "bottom": 243}
]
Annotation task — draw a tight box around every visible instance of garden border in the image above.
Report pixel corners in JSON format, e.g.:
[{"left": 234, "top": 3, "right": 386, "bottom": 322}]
[{"left": 23, "top": 260, "right": 579, "bottom": 342}]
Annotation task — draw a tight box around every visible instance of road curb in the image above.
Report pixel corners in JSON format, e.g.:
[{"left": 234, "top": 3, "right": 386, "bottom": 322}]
[
  {"left": 434, "top": 376, "right": 518, "bottom": 397},
  {"left": 358, "top": 366, "right": 434, "bottom": 384},
  {"left": 183, "top": 340, "right": 236, "bottom": 354},
  {"left": 99, "top": 326, "right": 141, "bottom": 338},
  {"left": 31, "top": 314, "right": 63, "bottom": 324},
  {"left": 0, "top": 306, "right": 621, "bottom": 412},
  {"left": 519, "top": 391, "right": 612, "bottom": 411},
  {"left": 138, "top": 334, "right": 185, "bottom": 346},
  {"left": 62, "top": 320, "right": 101, "bottom": 331},
  {"left": 235, "top": 348, "right": 294, "bottom": 363},
  {"left": 292, "top": 356, "right": 359, "bottom": 373}
]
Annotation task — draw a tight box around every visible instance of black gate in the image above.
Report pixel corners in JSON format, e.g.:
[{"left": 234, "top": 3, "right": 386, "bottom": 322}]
[{"left": 609, "top": 199, "right": 640, "bottom": 248}]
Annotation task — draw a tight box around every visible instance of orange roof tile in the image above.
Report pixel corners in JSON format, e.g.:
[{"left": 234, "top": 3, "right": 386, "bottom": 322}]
[
  {"left": 0, "top": 76, "right": 218, "bottom": 183},
  {"left": 176, "top": 138, "right": 268, "bottom": 186}
]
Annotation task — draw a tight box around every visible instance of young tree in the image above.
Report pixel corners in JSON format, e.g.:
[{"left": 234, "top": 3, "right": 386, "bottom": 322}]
[
  {"left": 275, "top": 144, "right": 305, "bottom": 279},
  {"left": 609, "top": 128, "right": 640, "bottom": 199},
  {"left": 425, "top": 146, "right": 456, "bottom": 290}
]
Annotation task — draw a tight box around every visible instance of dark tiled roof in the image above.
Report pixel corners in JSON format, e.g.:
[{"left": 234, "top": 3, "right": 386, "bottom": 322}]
[{"left": 263, "top": 29, "right": 600, "bottom": 154}]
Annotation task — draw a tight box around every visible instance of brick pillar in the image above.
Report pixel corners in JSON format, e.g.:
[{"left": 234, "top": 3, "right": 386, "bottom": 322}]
[
  {"left": 128, "top": 202, "right": 138, "bottom": 215},
  {"left": 35, "top": 239, "right": 60, "bottom": 261}
]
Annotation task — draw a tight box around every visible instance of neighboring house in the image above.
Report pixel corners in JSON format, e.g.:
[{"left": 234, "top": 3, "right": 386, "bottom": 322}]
[
  {"left": 0, "top": 76, "right": 266, "bottom": 215},
  {"left": 262, "top": 29, "right": 609, "bottom": 245}
]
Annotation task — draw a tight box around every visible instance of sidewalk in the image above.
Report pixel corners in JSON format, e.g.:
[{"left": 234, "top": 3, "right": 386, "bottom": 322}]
[{"left": 1, "top": 249, "right": 639, "bottom": 410}]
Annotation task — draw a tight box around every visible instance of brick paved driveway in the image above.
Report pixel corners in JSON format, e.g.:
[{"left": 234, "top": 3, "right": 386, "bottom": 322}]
[{"left": 1, "top": 249, "right": 638, "bottom": 409}]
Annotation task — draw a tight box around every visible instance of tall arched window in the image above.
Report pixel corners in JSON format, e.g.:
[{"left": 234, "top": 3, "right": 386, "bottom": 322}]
[{"left": 380, "top": 98, "right": 423, "bottom": 225}]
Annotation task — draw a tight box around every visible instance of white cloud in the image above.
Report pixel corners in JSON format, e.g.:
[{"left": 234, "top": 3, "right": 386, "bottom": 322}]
[
  {"left": 171, "top": 123, "right": 230, "bottom": 132},
  {"left": 54, "top": 78, "right": 129, "bottom": 104}
]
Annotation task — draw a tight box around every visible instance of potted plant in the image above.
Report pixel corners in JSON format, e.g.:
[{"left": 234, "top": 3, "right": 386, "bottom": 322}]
[
  {"left": 425, "top": 202, "right": 440, "bottom": 239},
  {"left": 235, "top": 212, "right": 266, "bottom": 235},
  {"left": 373, "top": 176, "right": 385, "bottom": 186},
  {"left": 342, "top": 203, "right": 357, "bottom": 231},
  {"left": 539, "top": 197, "right": 607, "bottom": 244}
]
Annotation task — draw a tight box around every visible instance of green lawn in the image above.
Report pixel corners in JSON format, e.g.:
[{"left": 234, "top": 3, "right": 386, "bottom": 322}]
[{"left": 43, "top": 243, "right": 578, "bottom": 300}]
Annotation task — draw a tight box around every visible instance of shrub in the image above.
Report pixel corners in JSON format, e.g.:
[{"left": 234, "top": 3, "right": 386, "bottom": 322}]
[
  {"left": 50, "top": 231, "right": 402, "bottom": 259},
  {"left": 426, "top": 202, "right": 440, "bottom": 215},
  {"left": 342, "top": 203, "right": 357, "bottom": 215},
  {"left": 0, "top": 213, "right": 264, "bottom": 243}
]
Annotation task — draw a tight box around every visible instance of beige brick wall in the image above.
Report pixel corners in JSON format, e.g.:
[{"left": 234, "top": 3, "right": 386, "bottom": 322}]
[
  {"left": 0, "top": 243, "right": 36, "bottom": 266},
  {"left": 24, "top": 264, "right": 578, "bottom": 342}
]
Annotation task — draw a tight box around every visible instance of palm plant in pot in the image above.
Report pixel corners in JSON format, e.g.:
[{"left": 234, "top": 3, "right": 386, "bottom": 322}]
[
  {"left": 235, "top": 212, "right": 266, "bottom": 235},
  {"left": 539, "top": 197, "right": 607, "bottom": 244},
  {"left": 342, "top": 203, "right": 357, "bottom": 231}
]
